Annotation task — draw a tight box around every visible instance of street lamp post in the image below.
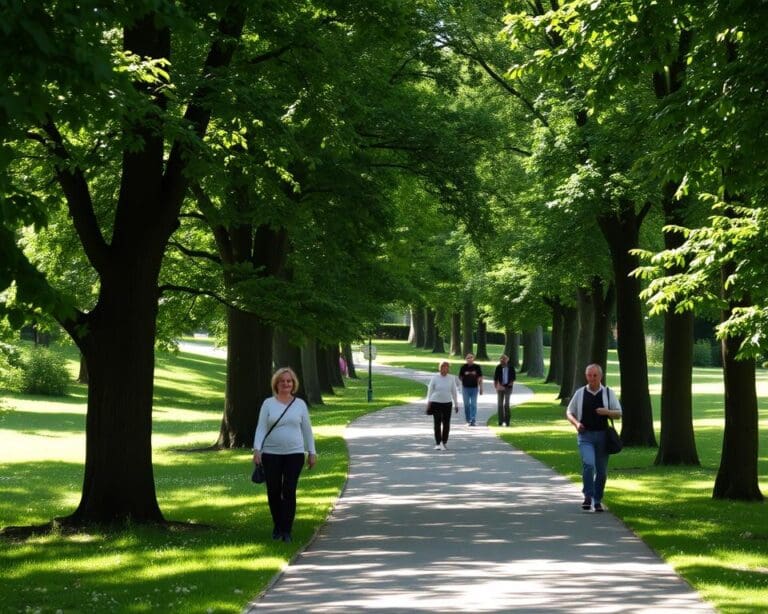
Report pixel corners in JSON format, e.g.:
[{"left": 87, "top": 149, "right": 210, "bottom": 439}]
[{"left": 367, "top": 337, "right": 373, "bottom": 402}]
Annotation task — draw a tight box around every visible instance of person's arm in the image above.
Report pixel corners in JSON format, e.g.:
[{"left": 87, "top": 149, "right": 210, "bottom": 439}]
[
  {"left": 300, "top": 404, "right": 317, "bottom": 469},
  {"left": 477, "top": 366, "right": 483, "bottom": 395},
  {"left": 452, "top": 376, "right": 460, "bottom": 411},
  {"left": 596, "top": 387, "right": 622, "bottom": 419},
  {"left": 252, "top": 401, "right": 270, "bottom": 465},
  {"left": 566, "top": 391, "right": 584, "bottom": 432}
]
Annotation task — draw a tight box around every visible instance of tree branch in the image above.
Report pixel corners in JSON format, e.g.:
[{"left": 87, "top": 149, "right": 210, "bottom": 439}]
[
  {"left": 39, "top": 118, "right": 110, "bottom": 274},
  {"left": 158, "top": 284, "right": 234, "bottom": 308},
  {"left": 168, "top": 240, "right": 221, "bottom": 264}
]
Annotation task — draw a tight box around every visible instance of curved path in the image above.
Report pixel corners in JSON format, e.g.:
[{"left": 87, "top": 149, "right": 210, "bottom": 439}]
[{"left": 245, "top": 365, "right": 714, "bottom": 613}]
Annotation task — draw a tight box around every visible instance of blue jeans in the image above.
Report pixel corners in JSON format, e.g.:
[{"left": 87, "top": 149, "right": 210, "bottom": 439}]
[
  {"left": 577, "top": 430, "right": 609, "bottom": 504},
  {"left": 462, "top": 387, "right": 479, "bottom": 424}
]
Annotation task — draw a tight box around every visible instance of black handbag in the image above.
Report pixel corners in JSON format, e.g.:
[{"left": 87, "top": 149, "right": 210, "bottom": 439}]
[
  {"left": 606, "top": 418, "right": 623, "bottom": 455},
  {"left": 251, "top": 464, "right": 266, "bottom": 484},
  {"left": 251, "top": 397, "right": 296, "bottom": 484}
]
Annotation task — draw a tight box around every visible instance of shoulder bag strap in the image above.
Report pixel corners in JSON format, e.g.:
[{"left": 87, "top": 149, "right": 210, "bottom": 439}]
[{"left": 260, "top": 397, "right": 296, "bottom": 449}]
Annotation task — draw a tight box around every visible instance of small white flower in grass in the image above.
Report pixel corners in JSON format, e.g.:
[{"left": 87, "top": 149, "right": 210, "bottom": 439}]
[{"left": 234, "top": 588, "right": 243, "bottom": 594}]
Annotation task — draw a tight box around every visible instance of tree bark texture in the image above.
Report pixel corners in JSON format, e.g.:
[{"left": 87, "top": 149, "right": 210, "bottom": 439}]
[
  {"left": 545, "top": 299, "right": 563, "bottom": 385},
  {"left": 342, "top": 342, "right": 358, "bottom": 379},
  {"left": 475, "top": 317, "right": 489, "bottom": 360},
  {"left": 216, "top": 307, "right": 273, "bottom": 448},
  {"left": 570, "top": 287, "right": 594, "bottom": 398},
  {"left": 450, "top": 311, "right": 461, "bottom": 356},
  {"left": 655, "top": 186, "right": 698, "bottom": 465},
  {"left": 412, "top": 304, "right": 426, "bottom": 348},
  {"left": 316, "top": 344, "right": 335, "bottom": 395},
  {"left": 524, "top": 326, "right": 545, "bottom": 378},
  {"left": 598, "top": 202, "right": 656, "bottom": 447},
  {"left": 301, "top": 338, "right": 324, "bottom": 406},
  {"left": 504, "top": 329, "right": 520, "bottom": 369},
  {"left": 589, "top": 278, "right": 614, "bottom": 384},
  {"left": 713, "top": 265, "right": 763, "bottom": 501},
  {"left": 558, "top": 305, "right": 578, "bottom": 404},
  {"left": 461, "top": 302, "right": 474, "bottom": 356},
  {"left": 425, "top": 308, "right": 436, "bottom": 350}
]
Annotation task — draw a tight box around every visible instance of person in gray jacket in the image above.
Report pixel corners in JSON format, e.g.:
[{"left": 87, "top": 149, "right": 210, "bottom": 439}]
[
  {"left": 566, "top": 364, "right": 621, "bottom": 512},
  {"left": 253, "top": 367, "right": 316, "bottom": 542}
]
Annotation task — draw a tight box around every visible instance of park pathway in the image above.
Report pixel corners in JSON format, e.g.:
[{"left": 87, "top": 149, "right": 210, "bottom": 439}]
[{"left": 244, "top": 363, "right": 715, "bottom": 613}]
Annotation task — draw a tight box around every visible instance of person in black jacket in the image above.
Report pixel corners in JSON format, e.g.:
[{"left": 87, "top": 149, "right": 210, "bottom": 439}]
[{"left": 493, "top": 354, "right": 516, "bottom": 426}]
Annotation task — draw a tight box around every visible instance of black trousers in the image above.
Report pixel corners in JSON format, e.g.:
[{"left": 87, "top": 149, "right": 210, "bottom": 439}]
[
  {"left": 431, "top": 402, "right": 453, "bottom": 444},
  {"left": 262, "top": 452, "right": 305, "bottom": 535},
  {"left": 497, "top": 385, "right": 513, "bottom": 425}
]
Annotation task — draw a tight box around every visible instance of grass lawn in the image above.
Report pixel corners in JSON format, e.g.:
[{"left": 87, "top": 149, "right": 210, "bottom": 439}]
[
  {"left": 372, "top": 338, "right": 768, "bottom": 614},
  {"left": 0, "top": 339, "right": 424, "bottom": 613}
]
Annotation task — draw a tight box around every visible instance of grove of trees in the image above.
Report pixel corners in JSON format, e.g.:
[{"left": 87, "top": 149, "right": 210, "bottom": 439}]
[{"left": 1, "top": 0, "right": 764, "bottom": 530}]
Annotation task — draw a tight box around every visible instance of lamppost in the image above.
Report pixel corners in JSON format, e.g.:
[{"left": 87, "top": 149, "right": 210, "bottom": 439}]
[{"left": 367, "top": 337, "right": 373, "bottom": 402}]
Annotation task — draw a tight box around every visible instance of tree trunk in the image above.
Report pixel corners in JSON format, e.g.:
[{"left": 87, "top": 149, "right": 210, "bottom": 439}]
[
  {"left": 316, "top": 344, "right": 335, "bottom": 395},
  {"left": 407, "top": 306, "right": 417, "bottom": 345},
  {"left": 329, "top": 344, "right": 344, "bottom": 388},
  {"left": 598, "top": 202, "right": 656, "bottom": 447},
  {"left": 77, "top": 353, "right": 89, "bottom": 384},
  {"left": 450, "top": 311, "right": 461, "bottom": 356},
  {"left": 67, "top": 262, "right": 165, "bottom": 525},
  {"left": 432, "top": 317, "right": 446, "bottom": 353},
  {"left": 461, "top": 302, "right": 473, "bottom": 356},
  {"left": 545, "top": 298, "right": 563, "bottom": 385},
  {"left": 342, "top": 342, "right": 358, "bottom": 379},
  {"left": 412, "top": 304, "right": 426, "bottom": 348},
  {"left": 570, "top": 287, "right": 594, "bottom": 398},
  {"left": 425, "top": 308, "right": 436, "bottom": 350},
  {"left": 475, "top": 317, "right": 489, "bottom": 360},
  {"left": 503, "top": 329, "right": 520, "bottom": 369},
  {"left": 525, "top": 326, "right": 545, "bottom": 378},
  {"left": 713, "top": 265, "right": 763, "bottom": 501},
  {"left": 558, "top": 305, "right": 578, "bottom": 404},
  {"left": 301, "top": 338, "right": 323, "bottom": 406},
  {"left": 655, "top": 186, "right": 698, "bottom": 465},
  {"left": 216, "top": 307, "right": 273, "bottom": 448},
  {"left": 590, "top": 278, "right": 614, "bottom": 385}
]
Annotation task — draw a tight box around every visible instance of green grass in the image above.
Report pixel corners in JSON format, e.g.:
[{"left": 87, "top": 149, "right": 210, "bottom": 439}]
[
  {"left": 369, "top": 338, "right": 768, "bottom": 614},
  {"left": 0, "top": 339, "right": 424, "bottom": 614}
]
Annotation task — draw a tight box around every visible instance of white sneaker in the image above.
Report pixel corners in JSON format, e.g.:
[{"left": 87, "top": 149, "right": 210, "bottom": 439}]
[
  {"left": 434, "top": 444, "right": 441, "bottom": 450},
  {"left": 440, "top": 443, "right": 447, "bottom": 450}
]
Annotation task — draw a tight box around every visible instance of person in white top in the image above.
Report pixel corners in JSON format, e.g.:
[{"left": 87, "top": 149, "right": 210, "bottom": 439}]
[
  {"left": 426, "top": 361, "right": 460, "bottom": 451},
  {"left": 253, "top": 367, "right": 316, "bottom": 542}
]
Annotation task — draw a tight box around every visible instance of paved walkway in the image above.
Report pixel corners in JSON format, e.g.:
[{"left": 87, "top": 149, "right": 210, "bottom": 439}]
[{"left": 244, "top": 365, "right": 715, "bottom": 613}]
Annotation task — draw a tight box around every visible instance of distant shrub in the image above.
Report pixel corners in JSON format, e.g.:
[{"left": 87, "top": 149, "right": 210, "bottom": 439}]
[
  {"left": 692, "top": 339, "right": 715, "bottom": 367},
  {"left": 20, "top": 348, "right": 70, "bottom": 396},
  {"left": 0, "top": 342, "right": 24, "bottom": 391},
  {"left": 645, "top": 336, "right": 664, "bottom": 366}
]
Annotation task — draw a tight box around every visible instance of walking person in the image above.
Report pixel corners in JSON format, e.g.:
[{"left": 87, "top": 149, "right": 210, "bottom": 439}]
[
  {"left": 458, "top": 353, "right": 483, "bottom": 426},
  {"left": 253, "top": 367, "right": 317, "bottom": 542},
  {"left": 493, "top": 354, "right": 516, "bottom": 426},
  {"left": 566, "top": 363, "right": 622, "bottom": 512},
  {"left": 426, "top": 361, "right": 460, "bottom": 451}
]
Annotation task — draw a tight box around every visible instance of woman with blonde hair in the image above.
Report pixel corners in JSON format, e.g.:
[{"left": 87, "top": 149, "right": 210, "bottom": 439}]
[{"left": 253, "top": 367, "right": 317, "bottom": 542}]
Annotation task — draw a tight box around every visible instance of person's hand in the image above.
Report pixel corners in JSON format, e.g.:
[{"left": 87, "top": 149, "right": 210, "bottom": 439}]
[
  {"left": 253, "top": 451, "right": 262, "bottom": 465},
  {"left": 307, "top": 453, "right": 317, "bottom": 469},
  {"left": 454, "top": 406, "right": 459, "bottom": 413},
  {"left": 575, "top": 422, "right": 585, "bottom": 433},
  {"left": 596, "top": 407, "right": 611, "bottom": 416}
]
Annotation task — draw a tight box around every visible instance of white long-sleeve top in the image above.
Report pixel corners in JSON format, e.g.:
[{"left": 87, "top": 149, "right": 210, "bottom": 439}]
[
  {"left": 253, "top": 396, "right": 316, "bottom": 455},
  {"left": 426, "top": 373, "right": 460, "bottom": 405}
]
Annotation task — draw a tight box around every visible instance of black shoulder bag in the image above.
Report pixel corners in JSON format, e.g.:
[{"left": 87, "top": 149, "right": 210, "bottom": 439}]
[
  {"left": 604, "top": 387, "right": 623, "bottom": 455},
  {"left": 251, "top": 397, "right": 296, "bottom": 484}
]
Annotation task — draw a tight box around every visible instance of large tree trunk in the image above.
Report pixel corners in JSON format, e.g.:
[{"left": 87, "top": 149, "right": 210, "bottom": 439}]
[
  {"left": 461, "top": 302, "right": 474, "bottom": 356},
  {"left": 558, "top": 305, "right": 578, "bottom": 404},
  {"left": 450, "top": 311, "right": 461, "bottom": 356},
  {"left": 216, "top": 307, "right": 272, "bottom": 448},
  {"left": 316, "top": 344, "right": 335, "bottom": 395},
  {"left": 598, "top": 201, "right": 656, "bottom": 447},
  {"left": 77, "top": 353, "right": 89, "bottom": 384},
  {"left": 525, "top": 326, "right": 545, "bottom": 378},
  {"left": 713, "top": 265, "right": 763, "bottom": 501},
  {"left": 503, "top": 329, "right": 520, "bottom": 369},
  {"left": 432, "top": 312, "right": 446, "bottom": 354},
  {"left": 425, "top": 308, "right": 436, "bottom": 350},
  {"left": 590, "top": 278, "right": 614, "bottom": 384},
  {"left": 412, "top": 304, "right": 426, "bottom": 348},
  {"left": 70, "top": 274, "right": 164, "bottom": 524},
  {"left": 545, "top": 298, "right": 563, "bottom": 385},
  {"left": 655, "top": 185, "right": 698, "bottom": 465},
  {"left": 301, "top": 338, "right": 323, "bottom": 406},
  {"left": 407, "top": 306, "right": 417, "bottom": 345},
  {"left": 570, "top": 287, "right": 594, "bottom": 398},
  {"left": 342, "top": 342, "right": 358, "bottom": 379},
  {"left": 475, "top": 317, "right": 489, "bottom": 360}
]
